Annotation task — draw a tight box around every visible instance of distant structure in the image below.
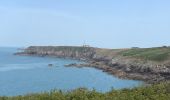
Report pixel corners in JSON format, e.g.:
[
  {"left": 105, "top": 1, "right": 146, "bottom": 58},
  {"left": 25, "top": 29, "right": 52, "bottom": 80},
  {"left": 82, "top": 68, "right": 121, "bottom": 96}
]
[
  {"left": 83, "top": 45, "right": 90, "bottom": 47},
  {"left": 82, "top": 41, "right": 90, "bottom": 47},
  {"left": 131, "top": 47, "right": 140, "bottom": 49}
]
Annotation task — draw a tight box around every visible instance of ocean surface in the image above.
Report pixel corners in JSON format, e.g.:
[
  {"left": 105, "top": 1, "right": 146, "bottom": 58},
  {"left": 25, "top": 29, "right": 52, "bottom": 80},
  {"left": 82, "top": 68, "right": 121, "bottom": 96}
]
[{"left": 0, "top": 47, "right": 142, "bottom": 96}]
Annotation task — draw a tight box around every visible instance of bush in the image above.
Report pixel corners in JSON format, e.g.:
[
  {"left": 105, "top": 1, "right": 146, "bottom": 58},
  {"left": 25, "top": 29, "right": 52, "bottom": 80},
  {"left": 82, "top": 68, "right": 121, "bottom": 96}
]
[{"left": 0, "top": 82, "right": 170, "bottom": 100}]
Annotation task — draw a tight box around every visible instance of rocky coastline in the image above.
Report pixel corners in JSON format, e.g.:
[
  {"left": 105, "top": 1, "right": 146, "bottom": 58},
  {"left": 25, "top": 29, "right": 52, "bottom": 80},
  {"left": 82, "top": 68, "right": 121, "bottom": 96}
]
[{"left": 15, "top": 46, "right": 170, "bottom": 84}]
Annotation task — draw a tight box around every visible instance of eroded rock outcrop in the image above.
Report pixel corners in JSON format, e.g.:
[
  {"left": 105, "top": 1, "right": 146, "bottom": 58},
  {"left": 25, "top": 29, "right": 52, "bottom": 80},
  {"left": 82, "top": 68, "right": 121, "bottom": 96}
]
[{"left": 16, "top": 46, "right": 96, "bottom": 60}]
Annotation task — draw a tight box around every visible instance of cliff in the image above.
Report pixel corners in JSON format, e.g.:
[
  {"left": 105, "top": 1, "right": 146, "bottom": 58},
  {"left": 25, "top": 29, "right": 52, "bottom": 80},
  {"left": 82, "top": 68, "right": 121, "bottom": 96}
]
[
  {"left": 16, "top": 46, "right": 96, "bottom": 60},
  {"left": 16, "top": 46, "right": 170, "bottom": 83}
]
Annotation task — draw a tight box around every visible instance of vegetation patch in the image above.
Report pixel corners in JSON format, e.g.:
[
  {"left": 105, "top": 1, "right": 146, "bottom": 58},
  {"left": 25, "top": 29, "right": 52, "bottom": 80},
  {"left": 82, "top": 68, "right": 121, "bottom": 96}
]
[
  {"left": 0, "top": 82, "right": 169, "bottom": 100},
  {"left": 120, "top": 47, "right": 170, "bottom": 61}
]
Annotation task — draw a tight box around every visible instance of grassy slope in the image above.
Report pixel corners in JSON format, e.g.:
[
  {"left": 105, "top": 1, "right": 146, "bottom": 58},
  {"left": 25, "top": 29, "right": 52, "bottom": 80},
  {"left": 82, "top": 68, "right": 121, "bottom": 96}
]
[
  {"left": 0, "top": 82, "right": 169, "bottom": 100},
  {"left": 95, "top": 47, "right": 170, "bottom": 62},
  {"left": 119, "top": 47, "right": 170, "bottom": 62}
]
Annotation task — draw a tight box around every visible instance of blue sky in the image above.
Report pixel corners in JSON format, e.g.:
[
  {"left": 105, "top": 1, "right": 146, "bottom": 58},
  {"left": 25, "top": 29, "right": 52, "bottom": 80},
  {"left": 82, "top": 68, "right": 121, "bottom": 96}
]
[{"left": 0, "top": 0, "right": 170, "bottom": 48}]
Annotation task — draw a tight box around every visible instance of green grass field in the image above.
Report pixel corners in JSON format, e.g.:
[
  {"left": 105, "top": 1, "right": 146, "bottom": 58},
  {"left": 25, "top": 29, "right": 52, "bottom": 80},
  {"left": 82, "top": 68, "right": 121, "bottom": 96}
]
[{"left": 120, "top": 47, "right": 170, "bottom": 61}]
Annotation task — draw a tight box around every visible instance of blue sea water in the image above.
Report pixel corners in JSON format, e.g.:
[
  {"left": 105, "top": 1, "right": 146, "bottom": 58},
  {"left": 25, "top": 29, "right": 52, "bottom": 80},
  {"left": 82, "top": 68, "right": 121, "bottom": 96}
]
[{"left": 0, "top": 47, "right": 142, "bottom": 96}]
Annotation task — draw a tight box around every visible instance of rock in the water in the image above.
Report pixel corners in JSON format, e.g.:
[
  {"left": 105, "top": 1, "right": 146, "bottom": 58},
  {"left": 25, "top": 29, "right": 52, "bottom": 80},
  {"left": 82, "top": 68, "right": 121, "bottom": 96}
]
[{"left": 48, "top": 64, "right": 53, "bottom": 67}]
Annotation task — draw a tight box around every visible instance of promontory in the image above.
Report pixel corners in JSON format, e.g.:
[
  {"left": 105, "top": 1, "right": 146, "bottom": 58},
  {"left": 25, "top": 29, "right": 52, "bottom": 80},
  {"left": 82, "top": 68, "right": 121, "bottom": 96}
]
[{"left": 15, "top": 46, "right": 170, "bottom": 84}]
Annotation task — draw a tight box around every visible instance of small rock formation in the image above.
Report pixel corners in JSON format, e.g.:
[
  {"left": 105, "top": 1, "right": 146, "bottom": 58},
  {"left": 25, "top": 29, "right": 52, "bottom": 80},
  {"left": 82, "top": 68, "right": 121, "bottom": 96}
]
[
  {"left": 64, "top": 63, "right": 77, "bottom": 67},
  {"left": 48, "top": 64, "right": 53, "bottom": 67},
  {"left": 64, "top": 63, "right": 85, "bottom": 68}
]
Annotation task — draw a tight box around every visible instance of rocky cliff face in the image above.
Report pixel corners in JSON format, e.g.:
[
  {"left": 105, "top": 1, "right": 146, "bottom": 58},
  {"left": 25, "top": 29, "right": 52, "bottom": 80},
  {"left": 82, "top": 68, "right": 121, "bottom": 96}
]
[{"left": 17, "top": 46, "right": 96, "bottom": 60}]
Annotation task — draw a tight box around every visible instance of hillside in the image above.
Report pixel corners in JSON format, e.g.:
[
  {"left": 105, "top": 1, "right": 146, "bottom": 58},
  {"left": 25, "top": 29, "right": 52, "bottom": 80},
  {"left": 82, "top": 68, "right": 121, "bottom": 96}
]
[{"left": 120, "top": 47, "right": 170, "bottom": 62}]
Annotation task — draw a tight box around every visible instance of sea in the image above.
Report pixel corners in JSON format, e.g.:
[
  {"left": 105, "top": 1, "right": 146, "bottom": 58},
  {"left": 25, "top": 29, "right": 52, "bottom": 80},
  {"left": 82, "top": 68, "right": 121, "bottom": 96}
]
[{"left": 0, "top": 47, "right": 142, "bottom": 96}]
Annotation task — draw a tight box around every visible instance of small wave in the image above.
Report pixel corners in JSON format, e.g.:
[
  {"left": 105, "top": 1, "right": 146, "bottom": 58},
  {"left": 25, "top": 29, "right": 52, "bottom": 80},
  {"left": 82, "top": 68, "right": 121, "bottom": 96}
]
[
  {"left": 0, "top": 63, "right": 46, "bottom": 72},
  {"left": 0, "top": 66, "right": 31, "bottom": 71}
]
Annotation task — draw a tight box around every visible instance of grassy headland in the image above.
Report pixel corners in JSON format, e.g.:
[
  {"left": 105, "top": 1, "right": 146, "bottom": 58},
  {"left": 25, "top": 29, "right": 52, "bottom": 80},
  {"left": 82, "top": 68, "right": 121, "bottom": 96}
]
[{"left": 16, "top": 46, "right": 170, "bottom": 83}]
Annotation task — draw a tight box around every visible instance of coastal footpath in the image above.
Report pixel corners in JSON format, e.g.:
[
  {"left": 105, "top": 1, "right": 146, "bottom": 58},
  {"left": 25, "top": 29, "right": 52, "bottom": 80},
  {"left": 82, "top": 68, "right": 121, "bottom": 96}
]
[{"left": 15, "top": 46, "right": 170, "bottom": 84}]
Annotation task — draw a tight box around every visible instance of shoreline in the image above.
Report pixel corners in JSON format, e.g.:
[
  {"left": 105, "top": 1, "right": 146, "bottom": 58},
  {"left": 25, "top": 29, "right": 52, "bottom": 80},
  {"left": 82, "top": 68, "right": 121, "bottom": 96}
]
[
  {"left": 15, "top": 46, "right": 170, "bottom": 84},
  {"left": 64, "top": 59, "right": 161, "bottom": 84},
  {"left": 16, "top": 53, "right": 161, "bottom": 84}
]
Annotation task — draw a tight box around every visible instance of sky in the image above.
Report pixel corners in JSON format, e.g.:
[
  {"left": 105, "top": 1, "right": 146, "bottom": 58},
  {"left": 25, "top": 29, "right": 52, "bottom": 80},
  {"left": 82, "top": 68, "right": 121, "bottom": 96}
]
[{"left": 0, "top": 0, "right": 170, "bottom": 48}]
